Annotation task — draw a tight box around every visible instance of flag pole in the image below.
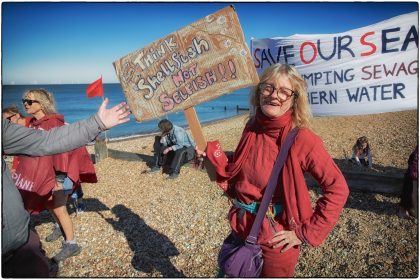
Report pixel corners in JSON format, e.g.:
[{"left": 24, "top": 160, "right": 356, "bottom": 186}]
[
  {"left": 88, "top": 75, "right": 109, "bottom": 162},
  {"left": 101, "top": 75, "right": 108, "bottom": 142},
  {"left": 102, "top": 94, "right": 108, "bottom": 142}
]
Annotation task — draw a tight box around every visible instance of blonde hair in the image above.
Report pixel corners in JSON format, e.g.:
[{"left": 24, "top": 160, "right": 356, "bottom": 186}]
[
  {"left": 249, "top": 64, "right": 312, "bottom": 128},
  {"left": 23, "top": 89, "right": 56, "bottom": 115}
]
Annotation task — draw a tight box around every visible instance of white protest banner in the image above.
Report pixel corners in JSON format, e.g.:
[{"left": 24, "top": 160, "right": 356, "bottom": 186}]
[
  {"left": 114, "top": 6, "right": 259, "bottom": 122},
  {"left": 251, "top": 12, "right": 418, "bottom": 116}
]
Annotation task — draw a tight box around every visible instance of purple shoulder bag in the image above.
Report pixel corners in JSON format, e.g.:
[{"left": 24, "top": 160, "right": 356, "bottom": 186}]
[{"left": 218, "top": 128, "right": 298, "bottom": 277}]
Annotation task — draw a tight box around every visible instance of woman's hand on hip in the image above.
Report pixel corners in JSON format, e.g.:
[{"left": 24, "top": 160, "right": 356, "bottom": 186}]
[{"left": 268, "top": 230, "right": 302, "bottom": 252}]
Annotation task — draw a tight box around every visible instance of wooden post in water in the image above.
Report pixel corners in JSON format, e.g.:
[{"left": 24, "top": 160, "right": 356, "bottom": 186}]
[{"left": 184, "top": 107, "right": 217, "bottom": 181}]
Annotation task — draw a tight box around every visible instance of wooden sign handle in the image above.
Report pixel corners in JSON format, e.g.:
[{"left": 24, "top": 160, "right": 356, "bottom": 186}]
[{"left": 184, "top": 107, "right": 217, "bottom": 181}]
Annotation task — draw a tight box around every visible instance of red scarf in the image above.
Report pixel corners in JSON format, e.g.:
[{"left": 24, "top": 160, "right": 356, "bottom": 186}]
[{"left": 207, "top": 108, "right": 293, "bottom": 191}]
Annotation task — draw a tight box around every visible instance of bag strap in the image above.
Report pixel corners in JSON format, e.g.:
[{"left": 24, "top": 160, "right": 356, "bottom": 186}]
[{"left": 246, "top": 127, "right": 299, "bottom": 244}]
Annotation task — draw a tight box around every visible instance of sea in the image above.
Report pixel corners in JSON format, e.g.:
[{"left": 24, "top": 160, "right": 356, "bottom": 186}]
[{"left": 1, "top": 84, "right": 251, "bottom": 140}]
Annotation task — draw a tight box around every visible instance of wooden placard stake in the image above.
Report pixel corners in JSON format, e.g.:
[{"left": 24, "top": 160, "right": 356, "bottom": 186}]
[{"left": 184, "top": 107, "right": 217, "bottom": 181}]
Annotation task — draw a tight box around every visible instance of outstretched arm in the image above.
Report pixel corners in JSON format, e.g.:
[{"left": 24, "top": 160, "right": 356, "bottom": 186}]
[{"left": 2, "top": 98, "right": 130, "bottom": 157}]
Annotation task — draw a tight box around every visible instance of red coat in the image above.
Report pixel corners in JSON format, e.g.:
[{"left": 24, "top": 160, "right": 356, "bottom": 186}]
[
  {"left": 13, "top": 114, "right": 97, "bottom": 214},
  {"left": 206, "top": 110, "right": 349, "bottom": 248}
]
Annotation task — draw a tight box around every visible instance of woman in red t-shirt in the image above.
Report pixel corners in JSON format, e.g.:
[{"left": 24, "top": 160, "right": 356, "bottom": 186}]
[
  {"left": 197, "top": 64, "right": 349, "bottom": 277},
  {"left": 15, "top": 89, "right": 96, "bottom": 262}
]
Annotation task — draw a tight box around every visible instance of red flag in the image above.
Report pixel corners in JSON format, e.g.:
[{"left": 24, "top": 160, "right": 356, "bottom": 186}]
[{"left": 86, "top": 77, "right": 104, "bottom": 98}]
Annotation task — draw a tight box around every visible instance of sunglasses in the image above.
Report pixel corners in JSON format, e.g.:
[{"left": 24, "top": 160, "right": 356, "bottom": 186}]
[
  {"left": 22, "top": 99, "right": 40, "bottom": 106},
  {"left": 5, "top": 114, "right": 16, "bottom": 121}
]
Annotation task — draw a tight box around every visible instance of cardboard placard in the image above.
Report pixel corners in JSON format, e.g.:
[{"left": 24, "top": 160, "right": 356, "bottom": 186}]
[{"left": 114, "top": 5, "right": 259, "bottom": 122}]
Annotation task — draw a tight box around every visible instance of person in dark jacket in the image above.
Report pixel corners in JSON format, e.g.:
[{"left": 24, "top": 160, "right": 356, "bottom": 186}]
[
  {"left": 2, "top": 98, "right": 130, "bottom": 277},
  {"left": 149, "top": 119, "right": 196, "bottom": 179}
]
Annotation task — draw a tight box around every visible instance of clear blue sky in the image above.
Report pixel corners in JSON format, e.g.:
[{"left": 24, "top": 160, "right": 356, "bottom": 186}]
[{"left": 2, "top": 2, "right": 418, "bottom": 85}]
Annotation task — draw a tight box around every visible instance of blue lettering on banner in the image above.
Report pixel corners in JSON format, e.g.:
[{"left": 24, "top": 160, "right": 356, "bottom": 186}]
[
  {"left": 346, "top": 83, "right": 406, "bottom": 102},
  {"left": 338, "top": 35, "right": 356, "bottom": 59},
  {"left": 303, "top": 68, "right": 354, "bottom": 86},
  {"left": 401, "top": 25, "right": 419, "bottom": 51},
  {"left": 307, "top": 90, "right": 338, "bottom": 105},
  {"left": 253, "top": 45, "right": 295, "bottom": 68},
  {"left": 382, "top": 28, "right": 401, "bottom": 53}
]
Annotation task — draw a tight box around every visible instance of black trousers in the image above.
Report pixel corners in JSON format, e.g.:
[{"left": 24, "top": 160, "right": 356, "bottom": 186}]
[
  {"left": 2, "top": 230, "right": 50, "bottom": 277},
  {"left": 400, "top": 171, "right": 414, "bottom": 209},
  {"left": 153, "top": 136, "right": 195, "bottom": 174}
]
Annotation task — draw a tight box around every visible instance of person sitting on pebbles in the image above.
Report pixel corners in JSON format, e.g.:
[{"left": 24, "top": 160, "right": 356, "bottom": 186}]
[
  {"left": 149, "top": 119, "right": 196, "bottom": 180},
  {"left": 351, "top": 136, "right": 373, "bottom": 168}
]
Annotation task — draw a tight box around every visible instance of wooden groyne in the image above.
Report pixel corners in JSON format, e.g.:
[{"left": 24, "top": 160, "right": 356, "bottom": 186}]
[{"left": 305, "top": 171, "right": 404, "bottom": 195}]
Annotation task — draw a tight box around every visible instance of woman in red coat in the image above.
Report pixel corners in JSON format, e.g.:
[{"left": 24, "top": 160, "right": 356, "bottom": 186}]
[
  {"left": 197, "top": 64, "right": 349, "bottom": 277},
  {"left": 15, "top": 89, "right": 97, "bottom": 262}
]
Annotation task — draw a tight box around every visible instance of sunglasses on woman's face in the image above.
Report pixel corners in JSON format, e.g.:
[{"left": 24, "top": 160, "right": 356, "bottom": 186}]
[
  {"left": 22, "top": 99, "right": 40, "bottom": 106},
  {"left": 5, "top": 114, "right": 16, "bottom": 121}
]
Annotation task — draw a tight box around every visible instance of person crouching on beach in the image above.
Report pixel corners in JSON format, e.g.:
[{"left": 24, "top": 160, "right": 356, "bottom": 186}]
[
  {"left": 196, "top": 64, "right": 349, "bottom": 277},
  {"left": 351, "top": 136, "right": 373, "bottom": 168},
  {"left": 149, "top": 119, "right": 196, "bottom": 179},
  {"left": 16, "top": 89, "right": 97, "bottom": 262}
]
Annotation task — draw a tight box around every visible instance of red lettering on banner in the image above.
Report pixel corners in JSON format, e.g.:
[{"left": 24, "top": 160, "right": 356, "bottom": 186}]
[
  {"left": 360, "top": 31, "right": 377, "bottom": 56},
  {"left": 300, "top": 42, "right": 317, "bottom": 64}
]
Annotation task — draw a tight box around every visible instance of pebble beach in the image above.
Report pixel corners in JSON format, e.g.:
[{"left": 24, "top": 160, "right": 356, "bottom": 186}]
[{"left": 30, "top": 109, "right": 418, "bottom": 277}]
